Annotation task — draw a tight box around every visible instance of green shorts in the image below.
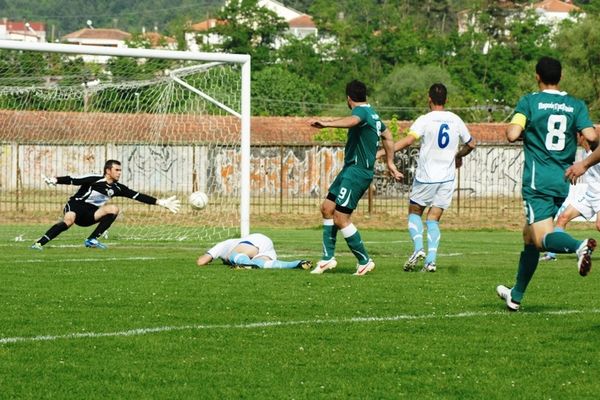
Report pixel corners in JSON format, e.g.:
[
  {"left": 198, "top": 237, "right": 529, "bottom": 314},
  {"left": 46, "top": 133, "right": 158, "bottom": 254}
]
[
  {"left": 522, "top": 187, "right": 566, "bottom": 224},
  {"left": 327, "top": 166, "right": 373, "bottom": 213}
]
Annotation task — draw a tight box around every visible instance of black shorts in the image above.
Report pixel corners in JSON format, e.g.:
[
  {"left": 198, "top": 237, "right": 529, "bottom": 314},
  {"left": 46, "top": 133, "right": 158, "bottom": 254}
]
[{"left": 63, "top": 200, "right": 99, "bottom": 227}]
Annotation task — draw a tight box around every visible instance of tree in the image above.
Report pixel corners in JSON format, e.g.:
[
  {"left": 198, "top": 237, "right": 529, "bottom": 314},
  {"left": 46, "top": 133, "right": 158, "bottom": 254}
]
[
  {"left": 252, "top": 66, "right": 325, "bottom": 116},
  {"left": 210, "top": 0, "right": 289, "bottom": 69}
]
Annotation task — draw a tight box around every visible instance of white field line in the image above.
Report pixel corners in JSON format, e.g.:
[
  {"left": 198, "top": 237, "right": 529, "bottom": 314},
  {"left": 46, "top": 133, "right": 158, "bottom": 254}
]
[{"left": 1, "top": 308, "right": 598, "bottom": 345}]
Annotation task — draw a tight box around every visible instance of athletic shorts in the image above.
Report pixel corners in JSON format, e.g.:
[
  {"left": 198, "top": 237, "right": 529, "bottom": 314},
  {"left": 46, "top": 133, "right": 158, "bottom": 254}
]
[
  {"left": 63, "top": 200, "right": 98, "bottom": 227},
  {"left": 569, "top": 189, "right": 600, "bottom": 220},
  {"left": 327, "top": 166, "right": 373, "bottom": 213},
  {"left": 242, "top": 233, "right": 277, "bottom": 260},
  {"left": 522, "top": 187, "right": 565, "bottom": 224},
  {"left": 409, "top": 180, "right": 455, "bottom": 210}
]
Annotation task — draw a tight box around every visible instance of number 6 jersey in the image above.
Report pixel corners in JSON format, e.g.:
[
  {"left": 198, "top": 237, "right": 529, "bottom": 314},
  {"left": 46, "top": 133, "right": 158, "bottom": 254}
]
[
  {"left": 408, "top": 110, "right": 472, "bottom": 183},
  {"left": 513, "top": 89, "right": 594, "bottom": 197}
]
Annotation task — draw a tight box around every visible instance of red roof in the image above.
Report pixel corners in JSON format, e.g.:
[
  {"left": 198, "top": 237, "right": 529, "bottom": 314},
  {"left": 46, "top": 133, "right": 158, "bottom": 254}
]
[
  {"left": 5, "top": 21, "right": 46, "bottom": 32},
  {"left": 534, "top": 0, "right": 580, "bottom": 13},
  {"left": 288, "top": 15, "right": 315, "bottom": 28},
  {"left": 190, "top": 19, "right": 226, "bottom": 32},
  {"left": 142, "top": 32, "right": 176, "bottom": 46},
  {"left": 63, "top": 28, "right": 131, "bottom": 41}
]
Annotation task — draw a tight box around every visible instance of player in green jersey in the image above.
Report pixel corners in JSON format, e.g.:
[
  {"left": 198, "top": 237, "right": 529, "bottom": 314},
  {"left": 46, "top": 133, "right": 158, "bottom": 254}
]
[
  {"left": 497, "top": 56, "right": 600, "bottom": 311},
  {"left": 308, "top": 80, "right": 402, "bottom": 275}
]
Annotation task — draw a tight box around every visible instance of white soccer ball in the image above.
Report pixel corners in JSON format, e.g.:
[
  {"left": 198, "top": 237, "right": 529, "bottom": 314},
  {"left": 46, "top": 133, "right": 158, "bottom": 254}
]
[{"left": 189, "top": 191, "right": 209, "bottom": 210}]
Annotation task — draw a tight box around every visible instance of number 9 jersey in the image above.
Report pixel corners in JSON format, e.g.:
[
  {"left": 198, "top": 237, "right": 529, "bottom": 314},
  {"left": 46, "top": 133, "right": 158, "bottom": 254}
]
[{"left": 513, "top": 89, "right": 594, "bottom": 197}]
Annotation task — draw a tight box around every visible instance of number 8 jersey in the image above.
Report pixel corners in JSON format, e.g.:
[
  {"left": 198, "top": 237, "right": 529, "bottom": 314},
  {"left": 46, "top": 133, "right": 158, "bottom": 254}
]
[
  {"left": 513, "top": 89, "right": 594, "bottom": 197},
  {"left": 409, "top": 110, "right": 472, "bottom": 183}
]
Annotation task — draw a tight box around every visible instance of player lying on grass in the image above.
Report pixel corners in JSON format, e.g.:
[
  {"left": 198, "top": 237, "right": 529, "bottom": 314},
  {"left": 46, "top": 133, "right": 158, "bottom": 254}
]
[
  {"left": 540, "top": 133, "right": 600, "bottom": 261},
  {"left": 196, "top": 233, "right": 312, "bottom": 270},
  {"left": 31, "top": 159, "right": 180, "bottom": 250}
]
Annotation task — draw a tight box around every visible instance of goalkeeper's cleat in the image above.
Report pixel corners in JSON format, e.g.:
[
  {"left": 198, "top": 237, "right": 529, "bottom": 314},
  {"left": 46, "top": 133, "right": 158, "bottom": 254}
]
[
  {"left": 539, "top": 252, "right": 557, "bottom": 262},
  {"left": 421, "top": 262, "right": 436, "bottom": 272},
  {"left": 576, "top": 238, "right": 596, "bottom": 277},
  {"left": 30, "top": 242, "right": 43, "bottom": 251},
  {"left": 311, "top": 258, "right": 337, "bottom": 274},
  {"left": 353, "top": 259, "right": 375, "bottom": 276},
  {"left": 84, "top": 238, "right": 107, "bottom": 249},
  {"left": 403, "top": 249, "right": 425, "bottom": 271},
  {"left": 496, "top": 285, "right": 520, "bottom": 312},
  {"left": 297, "top": 260, "right": 312, "bottom": 270}
]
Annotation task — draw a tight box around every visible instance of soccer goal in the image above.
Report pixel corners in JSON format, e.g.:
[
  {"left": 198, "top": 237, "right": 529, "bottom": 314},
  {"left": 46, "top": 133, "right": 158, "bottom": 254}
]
[{"left": 0, "top": 40, "right": 250, "bottom": 242}]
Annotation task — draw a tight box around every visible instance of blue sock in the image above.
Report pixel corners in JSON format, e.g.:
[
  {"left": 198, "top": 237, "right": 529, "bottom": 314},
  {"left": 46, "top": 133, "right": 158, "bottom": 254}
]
[
  {"left": 425, "top": 220, "right": 440, "bottom": 264},
  {"left": 408, "top": 213, "right": 424, "bottom": 252},
  {"left": 228, "top": 252, "right": 266, "bottom": 268},
  {"left": 264, "top": 260, "right": 302, "bottom": 269}
]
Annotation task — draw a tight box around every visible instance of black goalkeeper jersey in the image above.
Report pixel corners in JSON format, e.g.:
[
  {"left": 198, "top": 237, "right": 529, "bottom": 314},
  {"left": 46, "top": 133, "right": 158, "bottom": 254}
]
[{"left": 56, "top": 175, "right": 157, "bottom": 207}]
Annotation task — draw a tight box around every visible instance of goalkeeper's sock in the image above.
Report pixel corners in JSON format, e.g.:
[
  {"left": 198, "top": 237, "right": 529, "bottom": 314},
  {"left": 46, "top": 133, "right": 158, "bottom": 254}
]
[
  {"left": 511, "top": 244, "right": 540, "bottom": 302},
  {"left": 38, "top": 222, "right": 70, "bottom": 245},
  {"left": 89, "top": 214, "right": 117, "bottom": 240},
  {"left": 321, "top": 219, "right": 338, "bottom": 261},
  {"left": 408, "top": 213, "right": 424, "bottom": 251},
  {"left": 264, "top": 260, "right": 303, "bottom": 269},
  {"left": 542, "top": 230, "right": 581, "bottom": 253},
  {"left": 341, "top": 224, "right": 370, "bottom": 265},
  {"left": 425, "top": 220, "right": 440, "bottom": 265}
]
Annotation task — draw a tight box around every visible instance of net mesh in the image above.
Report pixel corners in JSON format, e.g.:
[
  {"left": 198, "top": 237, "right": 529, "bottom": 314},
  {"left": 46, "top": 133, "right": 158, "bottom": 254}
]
[{"left": 0, "top": 48, "right": 244, "bottom": 242}]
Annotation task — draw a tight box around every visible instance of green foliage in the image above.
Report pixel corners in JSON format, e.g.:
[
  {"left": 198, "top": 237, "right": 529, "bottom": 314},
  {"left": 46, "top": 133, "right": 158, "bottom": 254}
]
[
  {"left": 252, "top": 66, "right": 325, "bottom": 116},
  {"left": 311, "top": 127, "right": 346, "bottom": 143}
]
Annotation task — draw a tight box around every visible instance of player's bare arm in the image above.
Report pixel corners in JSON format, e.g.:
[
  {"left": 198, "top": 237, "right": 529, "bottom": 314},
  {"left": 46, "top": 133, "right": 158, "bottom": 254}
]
[
  {"left": 455, "top": 139, "right": 476, "bottom": 168},
  {"left": 380, "top": 128, "right": 403, "bottom": 181},
  {"left": 308, "top": 116, "right": 361, "bottom": 129},
  {"left": 506, "top": 122, "right": 524, "bottom": 143},
  {"left": 197, "top": 254, "right": 214, "bottom": 266},
  {"left": 566, "top": 144, "right": 600, "bottom": 183}
]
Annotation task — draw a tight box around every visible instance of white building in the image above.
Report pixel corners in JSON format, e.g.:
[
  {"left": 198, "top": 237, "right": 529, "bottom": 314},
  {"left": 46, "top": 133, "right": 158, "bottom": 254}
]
[
  {"left": 186, "top": 0, "right": 317, "bottom": 52},
  {"left": 0, "top": 19, "right": 46, "bottom": 42},
  {"left": 533, "top": 0, "right": 581, "bottom": 26},
  {"left": 62, "top": 28, "right": 131, "bottom": 63}
]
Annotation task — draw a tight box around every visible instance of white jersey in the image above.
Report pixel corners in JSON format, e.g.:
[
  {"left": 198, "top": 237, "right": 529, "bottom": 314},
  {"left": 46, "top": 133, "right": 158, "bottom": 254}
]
[
  {"left": 581, "top": 150, "right": 600, "bottom": 196},
  {"left": 409, "top": 110, "right": 472, "bottom": 183},
  {"left": 206, "top": 233, "right": 277, "bottom": 263}
]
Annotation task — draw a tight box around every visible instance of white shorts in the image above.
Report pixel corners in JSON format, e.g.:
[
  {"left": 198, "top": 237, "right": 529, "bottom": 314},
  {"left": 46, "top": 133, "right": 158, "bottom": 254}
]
[
  {"left": 410, "top": 180, "right": 455, "bottom": 210},
  {"left": 569, "top": 189, "right": 600, "bottom": 221},
  {"left": 243, "top": 233, "right": 277, "bottom": 260}
]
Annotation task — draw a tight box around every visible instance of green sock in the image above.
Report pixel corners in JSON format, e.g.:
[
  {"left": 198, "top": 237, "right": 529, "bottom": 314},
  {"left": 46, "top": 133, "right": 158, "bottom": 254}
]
[
  {"left": 543, "top": 231, "right": 582, "bottom": 253},
  {"left": 341, "top": 224, "right": 370, "bottom": 265},
  {"left": 322, "top": 219, "right": 337, "bottom": 260},
  {"left": 511, "top": 244, "right": 540, "bottom": 302}
]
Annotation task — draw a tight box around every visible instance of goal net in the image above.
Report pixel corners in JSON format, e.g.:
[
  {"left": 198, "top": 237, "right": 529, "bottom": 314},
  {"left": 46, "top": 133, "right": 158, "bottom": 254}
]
[{"left": 0, "top": 40, "right": 250, "bottom": 243}]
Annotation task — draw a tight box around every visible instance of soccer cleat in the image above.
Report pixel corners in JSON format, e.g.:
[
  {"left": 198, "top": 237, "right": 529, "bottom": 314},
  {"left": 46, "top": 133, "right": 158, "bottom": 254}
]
[
  {"left": 297, "top": 260, "right": 312, "bottom": 270},
  {"left": 539, "top": 253, "right": 557, "bottom": 262},
  {"left": 421, "top": 262, "right": 436, "bottom": 272},
  {"left": 576, "top": 238, "right": 596, "bottom": 277},
  {"left": 84, "top": 238, "right": 107, "bottom": 249},
  {"left": 496, "top": 285, "right": 520, "bottom": 311},
  {"left": 30, "top": 242, "right": 43, "bottom": 250},
  {"left": 353, "top": 259, "right": 375, "bottom": 276},
  {"left": 310, "top": 258, "right": 337, "bottom": 274},
  {"left": 403, "top": 249, "right": 426, "bottom": 271},
  {"left": 230, "top": 264, "right": 253, "bottom": 270}
]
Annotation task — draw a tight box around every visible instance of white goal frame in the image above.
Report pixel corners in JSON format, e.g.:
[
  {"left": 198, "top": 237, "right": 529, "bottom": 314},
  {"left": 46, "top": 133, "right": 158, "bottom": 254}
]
[{"left": 0, "top": 39, "right": 251, "bottom": 237}]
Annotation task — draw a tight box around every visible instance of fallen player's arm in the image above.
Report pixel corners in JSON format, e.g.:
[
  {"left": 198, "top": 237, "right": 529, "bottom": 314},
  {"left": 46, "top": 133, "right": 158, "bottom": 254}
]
[{"left": 197, "top": 254, "right": 213, "bottom": 266}]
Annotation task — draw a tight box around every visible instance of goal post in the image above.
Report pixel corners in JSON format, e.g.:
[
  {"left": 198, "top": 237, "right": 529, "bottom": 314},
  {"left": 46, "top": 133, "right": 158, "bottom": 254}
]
[{"left": 0, "top": 39, "right": 251, "bottom": 241}]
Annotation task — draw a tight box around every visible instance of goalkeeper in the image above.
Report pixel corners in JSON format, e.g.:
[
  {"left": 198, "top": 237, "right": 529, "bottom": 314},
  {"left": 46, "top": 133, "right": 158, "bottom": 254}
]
[
  {"left": 196, "top": 233, "right": 312, "bottom": 270},
  {"left": 31, "top": 159, "right": 180, "bottom": 250}
]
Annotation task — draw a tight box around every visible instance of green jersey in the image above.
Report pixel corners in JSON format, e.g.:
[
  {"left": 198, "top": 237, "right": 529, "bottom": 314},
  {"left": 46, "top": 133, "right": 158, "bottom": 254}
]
[
  {"left": 345, "top": 104, "right": 386, "bottom": 172},
  {"left": 515, "top": 90, "right": 593, "bottom": 197}
]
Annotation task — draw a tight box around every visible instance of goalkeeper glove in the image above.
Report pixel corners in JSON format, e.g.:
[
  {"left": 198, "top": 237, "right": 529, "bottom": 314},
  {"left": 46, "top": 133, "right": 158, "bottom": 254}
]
[
  {"left": 157, "top": 195, "right": 180, "bottom": 213},
  {"left": 42, "top": 174, "right": 57, "bottom": 186}
]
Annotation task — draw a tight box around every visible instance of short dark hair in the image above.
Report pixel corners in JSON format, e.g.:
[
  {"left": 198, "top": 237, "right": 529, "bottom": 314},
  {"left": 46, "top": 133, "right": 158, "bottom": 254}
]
[
  {"left": 429, "top": 83, "right": 447, "bottom": 106},
  {"left": 536, "top": 56, "right": 561, "bottom": 85},
  {"left": 346, "top": 80, "right": 367, "bottom": 102},
  {"left": 104, "top": 159, "right": 121, "bottom": 174}
]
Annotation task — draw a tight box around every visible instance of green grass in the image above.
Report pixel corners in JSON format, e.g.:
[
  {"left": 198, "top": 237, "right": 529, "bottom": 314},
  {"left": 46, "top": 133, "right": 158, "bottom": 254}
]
[{"left": 1, "top": 225, "right": 600, "bottom": 399}]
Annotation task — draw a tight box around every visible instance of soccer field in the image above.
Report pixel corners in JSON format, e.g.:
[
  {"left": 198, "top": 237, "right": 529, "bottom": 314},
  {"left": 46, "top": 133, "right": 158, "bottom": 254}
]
[{"left": 1, "top": 225, "right": 599, "bottom": 399}]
